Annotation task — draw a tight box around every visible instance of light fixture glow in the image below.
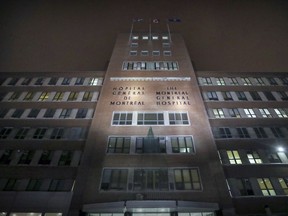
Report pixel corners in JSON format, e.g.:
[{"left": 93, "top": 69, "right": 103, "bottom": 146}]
[{"left": 277, "top": 146, "right": 285, "bottom": 152}]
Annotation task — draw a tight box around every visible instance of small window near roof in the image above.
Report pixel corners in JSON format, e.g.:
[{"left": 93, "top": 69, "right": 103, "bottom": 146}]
[
  {"left": 162, "top": 35, "right": 169, "bottom": 40},
  {"left": 152, "top": 51, "right": 160, "bottom": 56},
  {"left": 142, "top": 36, "right": 149, "bottom": 40},
  {"left": 141, "top": 51, "right": 149, "bottom": 56},
  {"left": 152, "top": 36, "right": 159, "bottom": 40},
  {"left": 132, "top": 36, "right": 139, "bottom": 40},
  {"left": 163, "top": 51, "right": 171, "bottom": 56}
]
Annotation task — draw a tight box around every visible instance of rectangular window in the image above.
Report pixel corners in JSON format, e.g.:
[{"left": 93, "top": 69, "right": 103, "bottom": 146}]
[
  {"left": 58, "top": 150, "right": 73, "bottom": 166},
  {"left": 75, "top": 77, "right": 85, "bottom": 85},
  {"left": 35, "top": 78, "right": 44, "bottom": 85},
  {"left": 50, "top": 128, "right": 64, "bottom": 139},
  {"left": 39, "top": 151, "right": 53, "bottom": 164},
  {"left": 133, "top": 169, "right": 169, "bottom": 191},
  {"left": 112, "top": 112, "right": 133, "bottom": 125},
  {"left": 263, "top": 91, "right": 276, "bottom": 101},
  {"left": 130, "top": 51, "right": 137, "bottom": 56},
  {"left": 254, "top": 77, "right": 265, "bottom": 85},
  {"left": 141, "top": 50, "right": 149, "bottom": 56},
  {"left": 163, "top": 50, "right": 171, "bottom": 56},
  {"left": 222, "top": 91, "right": 233, "bottom": 101},
  {"left": 76, "top": 108, "right": 88, "bottom": 118},
  {"left": 250, "top": 91, "right": 262, "bottom": 101},
  {"left": 241, "top": 77, "right": 252, "bottom": 85},
  {"left": 152, "top": 51, "right": 160, "bottom": 56},
  {"left": 171, "top": 136, "right": 194, "bottom": 153},
  {"left": 38, "top": 92, "right": 50, "bottom": 101},
  {"left": 237, "top": 178, "right": 254, "bottom": 196},
  {"left": 4, "top": 179, "right": 17, "bottom": 191},
  {"left": 21, "top": 77, "right": 32, "bottom": 85},
  {"left": 267, "top": 77, "right": 277, "bottom": 85},
  {"left": 169, "top": 112, "right": 189, "bottom": 125},
  {"left": 23, "top": 92, "right": 35, "bottom": 101},
  {"left": 131, "top": 42, "right": 138, "bottom": 48},
  {"left": 33, "top": 128, "right": 47, "bottom": 139},
  {"left": 253, "top": 127, "right": 268, "bottom": 138},
  {"left": 53, "top": 92, "right": 64, "bottom": 101},
  {"left": 0, "top": 108, "right": 8, "bottom": 118},
  {"left": 217, "top": 128, "right": 232, "bottom": 138},
  {"left": 174, "top": 168, "right": 201, "bottom": 190},
  {"left": 216, "top": 77, "right": 225, "bottom": 85},
  {"left": 237, "top": 128, "right": 250, "bottom": 138},
  {"left": 274, "top": 108, "right": 288, "bottom": 118},
  {"left": 280, "top": 77, "right": 288, "bottom": 85},
  {"left": 67, "top": 92, "right": 79, "bottom": 101},
  {"left": 122, "top": 61, "right": 178, "bottom": 71},
  {"left": 43, "top": 109, "right": 56, "bottom": 118},
  {"left": 257, "top": 178, "right": 276, "bottom": 196},
  {"left": 228, "top": 77, "right": 239, "bottom": 85},
  {"left": 270, "top": 127, "right": 285, "bottom": 138},
  {"left": 26, "top": 179, "right": 42, "bottom": 191},
  {"left": 277, "top": 91, "right": 288, "bottom": 100},
  {"left": 267, "top": 153, "right": 282, "bottom": 163},
  {"left": 8, "top": 78, "right": 19, "bottom": 85},
  {"left": 88, "top": 78, "right": 100, "bottom": 86},
  {"left": 107, "top": 137, "right": 131, "bottom": 153},
  {"left": 278, "top": 178, "right": 288, "bottom": 195},
  {"left": 0, "top": 150, "right": 13, "bottom": 165},
  {"left": 207, "top": 91, "right": 218, "bottom": 100},
  {"left": 101, "top": 169, "right": 128, "bottom": 191},
  {"left": 28, "top": 109, "right": 40, "bottom": 118},
  {"left": 11, "top": 109, "right": 24, "bottom": 118},
  {"left": 14, "top": 128, "right": 29, "bottom": 139},
  {"left": 82, "top": 91, "right": 93, "bottom": 101},
  {"left": 0, "top": 128, "right": 12, "bottom": 139},
  {"left": 59, "top": 109, "right": 72, "bottom": 119},
  {"left": 138, "top": 113, "right": 164, "bottom": 125},
  {"left": 244, "top": 109, "right": 256, "bottom": 118},
  {"left": 228, "top": 108, "right": 240, "bottom": 118},
  {"left": 9, "top": 92, "right": 21, "bottom": 101},
  {"left": 201, "top": 77, "right": 212, "bottom": 85},
  {"left": 48, "top": 179, "right": 70, "bottom": 191},
  {"left": 247, "top": 151, "right": 262, "bottom": 164},
  {"left": 235, "top": 91, "right": 247, "bottom": 100},
  {"left": 136, "top": 136, "right": 166, "bottom": 153},
  {"left": 62, "top": 77, "right": 71, "bottom": 85},
  {"left": 259, "top": 108, "right": 272, "bottom": 118},
  {"left": 18, "top": 150, "right": 34, "bottom": 165},
  {"left": 212, "top": 108, "right": 225, "bottom": 118},
  {"left": 227, "top": 150, "right": 242, "bottom": 164},
  {"left": 48, "top": 77, "right": 58, "bottom": 85}
]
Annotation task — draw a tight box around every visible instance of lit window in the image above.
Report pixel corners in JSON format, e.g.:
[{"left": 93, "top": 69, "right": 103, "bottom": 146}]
[
  {"left": 132, "top": 35, "right": 139, "bottom": 40},
  {"left": 241, "top": 77, "right": 252, "bottom": 85},
  {"left": 174, "top": 168, "right": 201, "bottom": 190},
  {"left": 82, "top": 91, "right": 93, "bottom": 101},
  {"left": 259, "top": 108, "right": 272, "bottom": 118},
  {"left": 216, "top": 77, "right": 225, "bottom": 85},
  {"left": 107, "top": 137, "right": 131, "bottom": 153},
  {"left": 142, "top": 35, "right": 149, "bottom": 40},
  {"left": 88, "top": 78, "right": 99, "bottom": 86},
  {"left": 162, "top": 35, "right": 169, "bottom": 40},
  {"left": 244, "top": 109, "right": 256, "bottom": 118},
  {"left": 212, "top": 108, "right": 225, "bottom": 118},
  {"left": 152, "top": 35, "right": 159, "bottom": 40},
  {"left": 53, "top": 92, "right": 64, "bottom": 101},
  {"left": 101, "top": 169, "right": 128, "bottom": 191},
  {"left": 227, "top": 150, "right": 242, "bottom": 164},
  {"left": 247, "top": 151, "right": 262, "bottom": 164},
  {"left": 257, "top": 178, "right": 276, "bottom": 196},
  {"left": 274, "top": 108, "right": 288, "bottom": 118},
  {"left": 67, "top": 92, "right": 79, "bottom": 101},
  {"left": 278, "top": 178, "right": 288, "bottom": 195},
  {"left": 171, "top": 136, "right": 194, "bottom": 153},
  {"left": 201, "top": 77, "right": 212, "bottom": 85},
  {"left": 38, "top": 92, "right": 50, "bottom": 101}
]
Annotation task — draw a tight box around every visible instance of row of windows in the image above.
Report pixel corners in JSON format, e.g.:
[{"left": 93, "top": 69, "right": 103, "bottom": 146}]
[
  {"left": 131, "top": 35, "right": 169, "bottom": 41},
  {"left": 218, "top": 149, "right": 288, "bottom": 165},
  {"left": 228, "top": 177, "right": 288, "bottom": 197},
  {"left": 203, "top": 91, "right": 288, "bottom": 101},
  {"left": 122, "top": 61, "right": 179, "bottom": 71},
  {"left": 213, "top": 127, "right": 288, "bottom": 139},
  {"left": 209, "top": 108, "right": 288, "bottom": 119},
  {"left": 0, "top": 149, "right": 82, "bottom": 166},
  {"left": 101, "top": 168, "right": 201, "bottom": 191},
  {"left": 0, "top": 178, "right": 74, "bottom": 192},
  {"left": 112, "top": 112, "right": 189, "bottom": 126},
  {"left": 131, "top": 42, "right": 171, "bottom": 48},
  {"left": 110, "top": 77, "right": 191, "bottom": 82},
  {"left": 0, "top": 127, "right": 87, "bottom": 140},
  {"left": 0, "top": 108, "right": 94, "bottom": 119},
  {"left": 107, "top": 136, "right": 194, "bottom": 154},
  {"left": 198, "top": 76, "right": 288, "bottom": 86},
  {"left": 0, "top": 77, "right": 103, "bottom": 86},
  {"left": 129, "top": 50, "right": 172, "bottom": 56},
  {"left": 1, "top": 91, "right": 99, "bottom": 102},
  {"left": 0, "top": 213, "right": 62, "bottom": 216}
]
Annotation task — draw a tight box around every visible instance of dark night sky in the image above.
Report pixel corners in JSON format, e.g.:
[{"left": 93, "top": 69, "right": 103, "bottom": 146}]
[{"left": 0, "top": 0, "right": 288, "bottom": 72}]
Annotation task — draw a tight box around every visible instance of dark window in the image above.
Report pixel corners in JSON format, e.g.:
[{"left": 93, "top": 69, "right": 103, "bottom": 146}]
[
  {"left": 35, "top": 78, "right": 44, "bottom": 85},
  {"left": 250, "top": 91, "right": 262, "bottom": 101},
  {"left": 33, "top": 128, "right": 47, "bottom": 139},
  {"left": 50, "top": 128, "right": 64, "bottom": 139},
  {"left": 239, "top": 178, "right": 254, "bottom": 196},
  {"left": 58, "top": 151, "right": 73, "bottom": 166},
  {"left": 112, "top": 112, "right": 133, "bottom": 125},
  {"left": 280, "top": 77, "right": 288, "bottom": 85},
  {"left": 28, "top": 109, "right": 40, "bottom": 118},
  {"left": 237, "top": 128, "right": 250, "bottom": 138},
  {"left": 270, "top": 127, "right": 285, "bottom": 138},
  {"left": 216, "top": 128, "right": 232, "bottom": 138},
  {"left": 59, "top": 109, "right": 72, "bottom": 118},
  {"left": 267, "top": 77, "right": 277, "bottom": 85},
  {"left": 136, "top": 137, "right": 166, "bottom": 153},
  {"left": 76, "top": 108, "right": 88, "bottom": 118},
  {"left": 48, "top": 77, "right": 58, "bottom": 85},
  {"left": 207, "top": 91, "right": 218, "bottom": 100},
  {"left": 222, "top": 92, "right": 233, "bottom": 101},
  {"left": 0, "top": 109, "right": 8, "bottom": 118},
  {"left": 18, "top": 150, "right": 34, "bottom": 165},
  {"left": 263, "top": 92, "right": 276, "bottom": 101},
  {"left": 43, "top": 109, "right": 56, "bottom": 118},
  {"left": 169, "top": 112, "right": 189, "bottom": 125},
  {"left": 253, "top": 127, "right": 267, "bottom": 138},
  {"left": 75, "top": 77, "right": 85, "bottom": 85},
  {"left": 14, "top": 128, "right": 29, "bottom": 139},
  {"left": 62, "top": 77, "right": 71, "bottom": 85},
  {"left": 107, "top": 137, "right": 131, "bottom": 153},
  {"left": 0, "top": 128, "right": 12, "bottom": 139},
  {"left": 8, "top": 78, "right": 19, "bottom": 85},
  {"left": 235, "top": 91, "right": 247, "bottom": 100},
  {"left": 11, "top": 109, "right": 24, "bottom": 118},
  {"left": 101, "top": 169, "right": 128, "bottom": 191},
  {"left": 277, "top": 91, "right": 288, "bottom": 100},
  {"left": 21, "top": 78, "right": 32, "bottom": 85},
  {"left": 0, "top": 150, "right": 13, "bottom": 165},
  {"left": 228, "top": 108, "right": 240, "bottom": 118},
  {"left": 39, "top": 151, "right": 53, "bottom": 165},
  {"left": 26, "top": 179, "right": 42, "bottom": 191}
]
